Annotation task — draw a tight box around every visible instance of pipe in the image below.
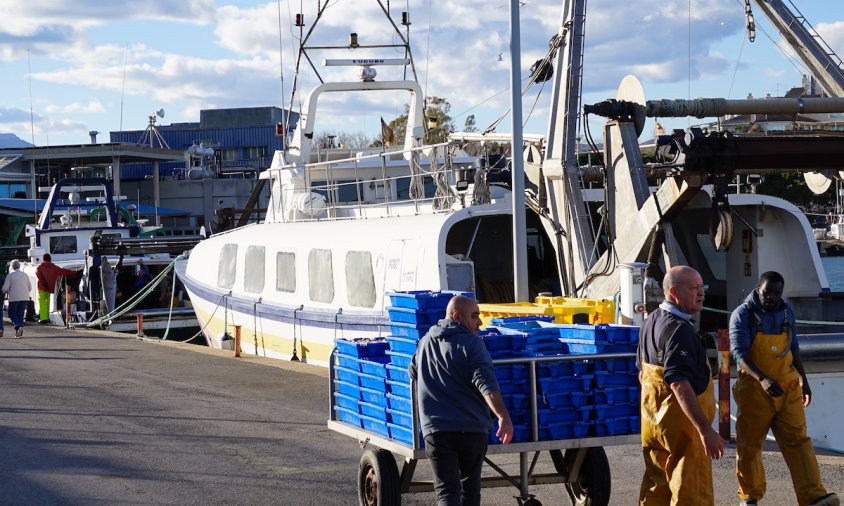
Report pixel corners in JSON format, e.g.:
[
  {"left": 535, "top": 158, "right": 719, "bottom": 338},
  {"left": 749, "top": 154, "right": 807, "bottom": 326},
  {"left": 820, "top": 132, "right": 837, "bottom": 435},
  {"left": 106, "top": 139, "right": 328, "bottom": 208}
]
[{"left": 795, "top": 333, "right": 844, "bottom": 360}]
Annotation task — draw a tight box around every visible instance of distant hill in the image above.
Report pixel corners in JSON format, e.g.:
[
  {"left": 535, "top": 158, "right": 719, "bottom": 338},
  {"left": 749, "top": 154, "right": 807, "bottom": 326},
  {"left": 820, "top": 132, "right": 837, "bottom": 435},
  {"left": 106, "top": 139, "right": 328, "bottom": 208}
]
[{"left": 0, "top": 133, "right": 33, "bottom": 148}]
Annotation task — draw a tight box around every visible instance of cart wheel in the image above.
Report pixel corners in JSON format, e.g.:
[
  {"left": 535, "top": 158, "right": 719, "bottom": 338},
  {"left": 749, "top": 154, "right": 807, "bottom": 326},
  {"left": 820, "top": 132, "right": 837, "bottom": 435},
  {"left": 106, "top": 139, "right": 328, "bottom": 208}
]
[
  {"left": 358, "top": 448, "right": 401, "bottom": 506},
  {"left": 522, "top": 498, "right": 543, "bottom": 506},
  {"left": 549, "top": 448, "right": 611, "bottom": 506}
]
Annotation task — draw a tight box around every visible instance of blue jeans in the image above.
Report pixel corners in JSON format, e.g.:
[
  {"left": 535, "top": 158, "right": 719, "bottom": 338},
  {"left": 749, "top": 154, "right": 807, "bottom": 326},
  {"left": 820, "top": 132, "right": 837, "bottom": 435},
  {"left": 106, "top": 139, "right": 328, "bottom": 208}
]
[
  {"left": 424, "top": 431, "right": 488, "bottom": 506},
  {"left": 8, "top": 301, "right": 26, "bottom": 330}
]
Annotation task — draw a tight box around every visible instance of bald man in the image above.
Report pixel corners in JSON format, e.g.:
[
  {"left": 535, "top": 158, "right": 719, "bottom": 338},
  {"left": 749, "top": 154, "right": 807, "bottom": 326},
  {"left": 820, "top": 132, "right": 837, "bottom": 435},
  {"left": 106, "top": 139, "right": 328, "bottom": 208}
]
[
  {"left": 637, "top": 266, "right": 725, "bottom": 505},
  {"left": 409, "top": 295, "right": 513, "bottom": 506}
]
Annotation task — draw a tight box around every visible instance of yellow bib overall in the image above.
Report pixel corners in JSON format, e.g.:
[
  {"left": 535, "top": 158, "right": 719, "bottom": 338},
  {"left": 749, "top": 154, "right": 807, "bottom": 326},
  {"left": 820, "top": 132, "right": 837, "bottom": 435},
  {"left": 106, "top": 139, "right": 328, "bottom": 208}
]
[
  {"left": 639, "top": 362, "right": 715, "bottom": 506},
  {"left": 733, "top": 327, "right": 827, "bottom": 505}
]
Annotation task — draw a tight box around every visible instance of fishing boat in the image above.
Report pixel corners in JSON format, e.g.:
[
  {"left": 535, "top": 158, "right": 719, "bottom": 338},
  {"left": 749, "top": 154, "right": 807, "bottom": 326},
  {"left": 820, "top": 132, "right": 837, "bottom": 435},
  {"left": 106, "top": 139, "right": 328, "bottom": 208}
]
[
  {"left": 21, "top": 177, "right": 201, "bottom": 333},
  {"left": 177, "top": 0, "right": 844, "bottom": 364}
]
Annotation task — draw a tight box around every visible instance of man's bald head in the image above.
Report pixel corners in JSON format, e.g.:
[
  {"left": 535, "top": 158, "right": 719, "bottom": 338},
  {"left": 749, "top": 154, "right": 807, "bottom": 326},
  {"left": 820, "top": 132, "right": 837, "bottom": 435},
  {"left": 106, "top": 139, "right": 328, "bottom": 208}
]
[
  {"left": 446, "top": 295, "right": 482, "bottom": 335},
  {"left": 662, "top": 265, "right": 705, "bottom": 314}
]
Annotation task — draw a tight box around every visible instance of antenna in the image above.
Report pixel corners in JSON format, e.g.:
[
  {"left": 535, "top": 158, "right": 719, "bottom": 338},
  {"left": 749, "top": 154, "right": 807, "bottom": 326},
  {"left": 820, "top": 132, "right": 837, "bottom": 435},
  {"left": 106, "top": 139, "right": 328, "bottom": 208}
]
[{"left": 138, "top": 108, "right": 170, "bottom": 149}]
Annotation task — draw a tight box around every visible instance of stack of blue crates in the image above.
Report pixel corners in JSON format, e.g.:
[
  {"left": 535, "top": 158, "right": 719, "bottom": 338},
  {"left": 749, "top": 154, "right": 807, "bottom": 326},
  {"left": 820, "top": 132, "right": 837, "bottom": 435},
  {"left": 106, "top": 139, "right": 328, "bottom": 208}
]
[
  {"left": 332, "top": 290, "right": 470, "bottom": 446},
  {"left": 486, "top": 317, "right": 641, "bottom": 441},
  {"left": 332, "top": 337, "right": 391, "bottom": 437}
]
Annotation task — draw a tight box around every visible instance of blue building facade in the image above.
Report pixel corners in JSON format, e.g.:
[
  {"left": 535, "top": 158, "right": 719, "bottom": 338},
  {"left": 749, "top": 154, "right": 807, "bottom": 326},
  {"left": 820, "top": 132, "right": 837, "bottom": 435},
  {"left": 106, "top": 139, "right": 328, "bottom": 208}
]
[{"left": 109, "top": 107, "right": 298, "bottom": 180}]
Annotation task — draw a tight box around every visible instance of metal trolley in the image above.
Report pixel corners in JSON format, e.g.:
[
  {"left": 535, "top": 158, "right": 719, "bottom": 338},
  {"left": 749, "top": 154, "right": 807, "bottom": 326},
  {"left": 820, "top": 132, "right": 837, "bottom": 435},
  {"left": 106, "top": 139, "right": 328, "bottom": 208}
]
[{"left": 327, "top": 351, "right": 640, "bottom": 506}]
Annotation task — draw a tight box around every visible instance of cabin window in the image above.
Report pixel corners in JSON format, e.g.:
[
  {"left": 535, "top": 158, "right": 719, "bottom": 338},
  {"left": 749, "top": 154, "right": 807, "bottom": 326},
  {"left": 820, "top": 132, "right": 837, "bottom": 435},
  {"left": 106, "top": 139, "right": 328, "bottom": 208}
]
[
  {"left": 395, "top": 176, "right": 437, "bottom": 200},
  {"left": 218, "top": 243, "right": 238, "bottom": 289},
  {"left": 311, "top": 180, "right": 362, "bottom": 204},
  {"left": 345, "top": 251, "right": 376, "bottom": 308},
  {"left": 276, "top": 252, "right": 296, "bottom": 292},
  {"left": 50, "top": 235, "right": 78, "bottom": 255},
  {"left": 308, "top": 249, "right": 334, "bottom": 302},
  {"left": 244, "top": 245, "right": 266, "bottom": 293}
]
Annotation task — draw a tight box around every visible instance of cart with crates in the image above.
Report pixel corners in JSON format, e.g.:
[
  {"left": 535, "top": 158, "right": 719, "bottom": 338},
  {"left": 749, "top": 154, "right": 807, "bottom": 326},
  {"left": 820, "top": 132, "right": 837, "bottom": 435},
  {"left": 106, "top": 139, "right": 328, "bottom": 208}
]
[{"left": 327, "top": 290, "right": 641, "bottom": 506}]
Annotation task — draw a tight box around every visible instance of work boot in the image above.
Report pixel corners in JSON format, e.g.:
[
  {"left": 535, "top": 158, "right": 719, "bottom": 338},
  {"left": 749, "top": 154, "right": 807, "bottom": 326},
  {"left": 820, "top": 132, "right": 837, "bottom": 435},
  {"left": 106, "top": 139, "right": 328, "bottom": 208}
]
[
  {"left": 811, "top": 493, "right": 840, "bottom": 506},
  {"left": 0, "top": 330, "right": 3, "bottom": 337},
  {"left": 15, "top": 327, "right": 23, "bottom": 338},
  {"left": 740, "top": 500, "right": 758, "bottom": 506}
]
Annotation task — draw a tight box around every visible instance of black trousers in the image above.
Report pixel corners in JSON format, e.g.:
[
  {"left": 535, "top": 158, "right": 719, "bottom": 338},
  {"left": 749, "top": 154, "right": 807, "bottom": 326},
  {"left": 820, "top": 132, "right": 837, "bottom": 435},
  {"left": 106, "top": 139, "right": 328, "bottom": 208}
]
[{"left": 424, "top": 431, "right": 488, "bottom": 506}]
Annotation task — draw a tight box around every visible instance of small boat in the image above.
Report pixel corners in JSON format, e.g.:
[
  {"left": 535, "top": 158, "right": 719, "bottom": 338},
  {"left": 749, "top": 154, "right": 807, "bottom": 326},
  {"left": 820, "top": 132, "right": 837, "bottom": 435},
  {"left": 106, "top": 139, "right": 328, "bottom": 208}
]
[{"left": 21, "top": 177, "right": 202, "bottom": 334}]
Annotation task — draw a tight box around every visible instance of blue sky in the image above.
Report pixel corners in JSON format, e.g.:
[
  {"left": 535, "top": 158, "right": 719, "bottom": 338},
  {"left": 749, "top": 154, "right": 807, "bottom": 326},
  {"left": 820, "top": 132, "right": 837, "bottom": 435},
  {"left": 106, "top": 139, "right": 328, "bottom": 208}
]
[{"left": 2, "top": 0, "right": 844, "bottom": 147}]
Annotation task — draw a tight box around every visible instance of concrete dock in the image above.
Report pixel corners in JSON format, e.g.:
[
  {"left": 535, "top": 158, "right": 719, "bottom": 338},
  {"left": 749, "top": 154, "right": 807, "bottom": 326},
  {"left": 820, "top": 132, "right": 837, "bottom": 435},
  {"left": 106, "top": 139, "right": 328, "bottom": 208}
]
[{"left": 1, "top": 325, "right": 841, "bottom": 505}]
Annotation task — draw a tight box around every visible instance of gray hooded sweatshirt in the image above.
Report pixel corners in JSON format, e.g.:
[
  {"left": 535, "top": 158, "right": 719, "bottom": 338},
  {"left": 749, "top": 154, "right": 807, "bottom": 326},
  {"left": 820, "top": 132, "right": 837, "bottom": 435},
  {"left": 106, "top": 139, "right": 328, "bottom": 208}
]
[{"left": 408, "top": 319, "right": 500, "bottom": 437}]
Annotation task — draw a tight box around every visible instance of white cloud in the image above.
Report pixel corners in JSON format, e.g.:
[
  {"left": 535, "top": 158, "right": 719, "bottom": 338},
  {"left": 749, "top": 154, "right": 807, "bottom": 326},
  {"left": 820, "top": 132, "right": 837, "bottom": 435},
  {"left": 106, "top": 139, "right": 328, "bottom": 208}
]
[{"left": 44, "top": 100, "right": 106, "bottom": 114}]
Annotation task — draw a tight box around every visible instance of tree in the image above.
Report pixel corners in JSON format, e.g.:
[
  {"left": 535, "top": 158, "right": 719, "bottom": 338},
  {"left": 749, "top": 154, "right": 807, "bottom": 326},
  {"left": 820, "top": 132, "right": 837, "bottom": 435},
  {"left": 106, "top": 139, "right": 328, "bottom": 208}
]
[
  {"left": 464, "top": 114, "right": 477, "bottom": 133},
  {"left": 381, "top": 96, "right": 455, "bottom": 147},
  {"left": 314, "top": 130, "right": 371, "bottom": 149}
]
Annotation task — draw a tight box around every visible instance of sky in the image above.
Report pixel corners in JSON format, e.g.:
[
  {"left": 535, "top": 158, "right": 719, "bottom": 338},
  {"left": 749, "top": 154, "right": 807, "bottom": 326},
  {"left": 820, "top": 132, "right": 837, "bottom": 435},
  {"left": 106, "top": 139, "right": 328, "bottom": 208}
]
[{"left": 2, "top": 0, "right": 844, "bottom": 148}]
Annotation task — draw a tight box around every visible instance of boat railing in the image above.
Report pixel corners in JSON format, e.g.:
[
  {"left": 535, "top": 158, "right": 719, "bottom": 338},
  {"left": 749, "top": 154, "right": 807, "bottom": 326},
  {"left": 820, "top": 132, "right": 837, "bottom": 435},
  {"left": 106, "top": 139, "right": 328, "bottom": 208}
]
[{"left": 270, "top": 140, "right": 488, "bottom": 221}]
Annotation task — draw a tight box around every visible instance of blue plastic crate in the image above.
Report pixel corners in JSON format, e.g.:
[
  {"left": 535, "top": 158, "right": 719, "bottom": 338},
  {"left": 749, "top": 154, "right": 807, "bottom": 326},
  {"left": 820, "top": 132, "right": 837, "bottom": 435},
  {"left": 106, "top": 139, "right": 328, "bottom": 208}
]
[
  {"left": 387, "top": 306, "right": 443, "bottom": 325},
  {"left": 386, "top": 336, "right": 419, "bottom": 355},
  {"left": 335, "top": 338, "right": 389, "bottom": 358},
  {"left": 599, "top": 324, "right": 640, "bottom": 344},
  {"left": 335, "top": 365, "right": 360, "bottom": 385},
  {"left": 387, "top": 393, "right": 412, "bottom": 412},
  {"left": 630, "top": 415, "right": 641, "bottom": 433},
  {"left": 593, "top": 371, "right": 639, "bottom": 388},
  {"left": 592, "top": 403, "right": 638, "bottom": 419},
  {"left": 593, "top": 388, "right": 629, "bottom": 405},
  {"left": 334, "top": 392, "right": 359, "bottom": 411},
  {"left": 334, "top": 379, "right": 361, "bottom": 399},
  {"left": 386, "top": 363, "right": 410, "bottom": 382},
  {"left": 537, "top": 361, "right": 573, "bottom": 377},
  {"left": 387, "top": 407, "right": 413, "bottom": 427},
  {"left": 593, "top": 357, "right": 637, "bottom": 373},
  {"left": 359, "top": 412, "right": 389, "bottom": 437},
  {"left": 358, "top": 357, "right": 389, "bottom": 378},
  {"left": 497, "top": 379, "right": 524, "bottom": 395},
  {"left": 386, "top": 350, "right": 413, "bottom": 369},
  {"left": 503, "top": 393, "right": 529, "bottom": 411},
  {"left": 360, "top": 400, "right": 387, "bottom": 419},
  {"left": 493, "top": 364, "right": 529, "bottom": 380},
  {"left": 627, "top": 385, "right": 641, "bottom": 403},
  {"left": 386, "top": 290, "right": 472, "bottom": 310},
  {"left": 539, "top": 422, "right": 574, "bottom": 441},
  {"left": 570, "top": 391, "right": 592, "bottom": 406},
  {"left": 537, "top": 390, "right": 573, "bottom": 410},
  {"left": 358, "top": 370, "right": 387, "bottom": 392},
  {"left": 537, "top": 375, "right": 593, "bottom": 393},
  {"left": 557, "top": 338, "right": 610, "bottom": 354},
  {"left": 592, "top": 417, "right": 631, "bottom": 436},
  {"left": 571, "top": 421, "right": 590, "bottom": 438},
  {"left": 389, "top": 321, "right": 431, "bottom": 340},
  {"left": 483, "top": 333, "right": 528, "bottom": 353},
  {"left": 335, "top": 406, "right": 361, "bottom": 427},
  {"left": 359, "top": 384, "right": 386, "bottom": 405},
  {"left": 387, "top": 379, "right": 412, "bottom": 398},
  {"left": 335, "top": 353, "right": 360, "bottom": 371},
  {"left": 387, "top": 422, "right": 418, "bottom": 446}
]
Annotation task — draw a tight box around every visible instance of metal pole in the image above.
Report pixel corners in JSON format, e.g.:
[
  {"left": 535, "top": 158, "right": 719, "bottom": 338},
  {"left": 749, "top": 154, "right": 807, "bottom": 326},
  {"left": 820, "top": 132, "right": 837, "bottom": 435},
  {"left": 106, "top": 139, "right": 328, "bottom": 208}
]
[
  {"left": 509, "top": 0, "right": 529, "bottom": 302},
  {"left": 717, "top": 329, "right": 731, "bottom": 440}
]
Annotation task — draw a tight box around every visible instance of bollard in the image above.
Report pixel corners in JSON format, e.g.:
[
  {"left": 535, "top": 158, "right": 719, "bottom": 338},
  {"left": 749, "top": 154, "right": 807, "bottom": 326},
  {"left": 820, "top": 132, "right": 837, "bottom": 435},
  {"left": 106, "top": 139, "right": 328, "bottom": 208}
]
[
  {"left": 234, "top": 325, "right": 242, "bottom": 357},
  {"left": 717, "top": 328, "right": 731, "bottom": 440},
  {"left": 136, "top": 314, "right": 145, "bottom": 338}
]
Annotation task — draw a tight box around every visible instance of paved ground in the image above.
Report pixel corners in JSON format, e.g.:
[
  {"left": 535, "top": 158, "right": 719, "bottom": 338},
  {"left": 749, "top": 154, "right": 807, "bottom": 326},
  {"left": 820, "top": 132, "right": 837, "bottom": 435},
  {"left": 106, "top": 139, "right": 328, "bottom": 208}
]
[{"left": 0, "top": 324, "right": 841, "bottom": 505}]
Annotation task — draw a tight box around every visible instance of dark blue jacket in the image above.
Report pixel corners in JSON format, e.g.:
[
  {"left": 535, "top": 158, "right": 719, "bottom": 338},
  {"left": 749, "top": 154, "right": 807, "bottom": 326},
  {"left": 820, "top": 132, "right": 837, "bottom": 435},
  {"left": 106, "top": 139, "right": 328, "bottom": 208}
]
[
  {"left": 729, "top": 290, "right": 798, "bottom": 365},
  {"left": 408, "top": 319, "right": 500, "bottom": 437}
]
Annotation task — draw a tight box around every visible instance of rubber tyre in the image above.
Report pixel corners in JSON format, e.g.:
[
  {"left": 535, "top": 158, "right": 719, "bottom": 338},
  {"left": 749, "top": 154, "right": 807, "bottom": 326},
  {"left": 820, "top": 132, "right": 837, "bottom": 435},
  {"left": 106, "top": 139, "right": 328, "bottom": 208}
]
[
  {"left": 522, "top": 498, "right": 543, "bottom": 506},
  {"left": 549, "top": 448, "right": 611, "bottom": 506},
  {"left": 357, "top": 448, "right": 401, "bottom": 506}
]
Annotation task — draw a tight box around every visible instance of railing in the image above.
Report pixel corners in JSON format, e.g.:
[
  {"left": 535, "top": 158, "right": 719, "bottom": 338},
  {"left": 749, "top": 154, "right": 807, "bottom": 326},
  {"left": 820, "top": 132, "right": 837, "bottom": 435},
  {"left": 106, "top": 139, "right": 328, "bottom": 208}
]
[{"left": 268, "top": 140, "right": 489, "bottom": 222}]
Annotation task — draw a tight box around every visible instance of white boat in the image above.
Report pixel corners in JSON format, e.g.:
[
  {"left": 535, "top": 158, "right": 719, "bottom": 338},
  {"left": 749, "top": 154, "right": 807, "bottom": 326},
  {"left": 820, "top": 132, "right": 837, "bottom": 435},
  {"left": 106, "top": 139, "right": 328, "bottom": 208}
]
[
  {"left": 21, "top": 177, "right": 201, "bottom": 333},
  {"left": 177, "top": 0, "right": 844, "bottom": 367}
]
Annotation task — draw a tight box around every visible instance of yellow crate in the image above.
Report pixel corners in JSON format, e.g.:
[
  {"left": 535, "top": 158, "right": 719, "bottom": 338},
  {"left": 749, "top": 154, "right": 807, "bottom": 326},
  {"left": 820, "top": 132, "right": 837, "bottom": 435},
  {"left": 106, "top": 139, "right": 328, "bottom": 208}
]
[{"left": 479, "top": 297, "right": 616, "bottom": 326}]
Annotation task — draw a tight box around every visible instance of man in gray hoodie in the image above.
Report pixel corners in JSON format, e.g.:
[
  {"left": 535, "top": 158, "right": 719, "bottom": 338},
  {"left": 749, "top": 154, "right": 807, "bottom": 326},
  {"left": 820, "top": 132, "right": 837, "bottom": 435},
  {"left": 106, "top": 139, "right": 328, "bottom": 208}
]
[{"left": 409, "top": 295, "right": 513, "bottom": 506}]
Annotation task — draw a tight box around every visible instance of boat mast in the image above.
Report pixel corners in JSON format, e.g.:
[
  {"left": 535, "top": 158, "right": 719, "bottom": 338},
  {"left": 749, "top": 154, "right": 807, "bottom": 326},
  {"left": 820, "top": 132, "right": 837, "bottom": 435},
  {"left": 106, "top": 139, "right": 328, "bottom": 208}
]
[{"left": 509, "top": 0, "right": 529, "bottom": 302}]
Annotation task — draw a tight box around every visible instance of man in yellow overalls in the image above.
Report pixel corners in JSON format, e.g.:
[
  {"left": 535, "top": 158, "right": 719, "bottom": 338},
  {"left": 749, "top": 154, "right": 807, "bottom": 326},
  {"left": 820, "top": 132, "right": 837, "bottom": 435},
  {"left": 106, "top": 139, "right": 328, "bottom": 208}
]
[
  {"left": 729, "top": 271, "right": 838, "bottom": 506},
  {"left": 638, "top": 265, "right": 726, "bottom": 505}
]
